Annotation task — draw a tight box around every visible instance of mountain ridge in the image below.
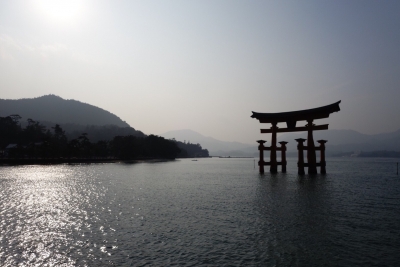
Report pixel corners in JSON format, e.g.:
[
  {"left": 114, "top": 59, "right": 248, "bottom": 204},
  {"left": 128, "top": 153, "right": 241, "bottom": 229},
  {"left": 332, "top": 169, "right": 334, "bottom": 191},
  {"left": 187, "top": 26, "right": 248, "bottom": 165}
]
[{"left": 0, "top": 95, "right": 130, "bottom": 127}]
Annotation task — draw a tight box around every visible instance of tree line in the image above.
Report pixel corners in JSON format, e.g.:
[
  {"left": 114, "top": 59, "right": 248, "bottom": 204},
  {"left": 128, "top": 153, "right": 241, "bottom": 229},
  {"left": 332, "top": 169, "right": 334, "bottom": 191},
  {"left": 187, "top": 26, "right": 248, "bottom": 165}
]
[{"left": 0, "top": 115, "right": 209, "bottom": 159}]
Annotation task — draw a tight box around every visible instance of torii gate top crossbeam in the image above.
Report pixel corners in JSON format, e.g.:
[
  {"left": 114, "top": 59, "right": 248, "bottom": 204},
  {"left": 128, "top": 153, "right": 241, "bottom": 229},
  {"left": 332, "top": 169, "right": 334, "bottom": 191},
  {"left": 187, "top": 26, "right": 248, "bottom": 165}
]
[{"left": 251, "top": 101, "right": 341, "bottom": 127}]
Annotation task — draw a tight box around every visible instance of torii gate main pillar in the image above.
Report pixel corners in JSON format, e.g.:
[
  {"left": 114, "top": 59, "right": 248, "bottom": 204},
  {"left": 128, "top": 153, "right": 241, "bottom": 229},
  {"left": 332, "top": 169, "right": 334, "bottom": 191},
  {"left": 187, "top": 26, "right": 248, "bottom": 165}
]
[
  {"left": 270, "top": 122, "right": 278, "bottom": 173},
  {"left": 307, "top": 119, "right": 318, "bottom": 174}
]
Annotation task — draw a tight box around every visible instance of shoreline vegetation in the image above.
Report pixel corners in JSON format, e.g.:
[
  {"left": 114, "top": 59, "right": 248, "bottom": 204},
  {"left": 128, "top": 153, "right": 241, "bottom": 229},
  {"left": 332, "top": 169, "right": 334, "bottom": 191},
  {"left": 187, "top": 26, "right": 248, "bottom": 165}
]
[
  {"left": 0, "top": 115, "right": 209, "bottom": 164},
  {"left": 0, "top": 157, "right": 177, "bottom": 166}
]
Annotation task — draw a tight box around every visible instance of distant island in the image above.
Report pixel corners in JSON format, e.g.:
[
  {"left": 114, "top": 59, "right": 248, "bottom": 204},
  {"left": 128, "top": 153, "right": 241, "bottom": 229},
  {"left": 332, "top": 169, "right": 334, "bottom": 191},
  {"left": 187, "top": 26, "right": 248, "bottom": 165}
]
[{"left": 331, "top": 151, "right": 400, "bottom": 158}]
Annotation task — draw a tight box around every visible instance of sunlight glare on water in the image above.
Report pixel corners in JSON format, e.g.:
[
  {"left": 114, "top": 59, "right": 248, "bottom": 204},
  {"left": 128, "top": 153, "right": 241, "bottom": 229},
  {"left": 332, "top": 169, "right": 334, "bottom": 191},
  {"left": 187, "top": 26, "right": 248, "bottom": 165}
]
[
  {"left": 0, "top": 165, "right": 103, "bottom": 266},
  {"left": 1, "top": 158, "right": 400, "bottom": 266}
]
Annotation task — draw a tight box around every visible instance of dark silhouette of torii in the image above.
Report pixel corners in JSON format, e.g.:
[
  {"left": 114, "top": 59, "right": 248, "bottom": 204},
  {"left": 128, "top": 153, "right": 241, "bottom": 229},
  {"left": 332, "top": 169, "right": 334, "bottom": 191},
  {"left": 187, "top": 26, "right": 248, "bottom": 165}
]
[{"left": 251, "top": 101, "right": 341, "bottom": 174}]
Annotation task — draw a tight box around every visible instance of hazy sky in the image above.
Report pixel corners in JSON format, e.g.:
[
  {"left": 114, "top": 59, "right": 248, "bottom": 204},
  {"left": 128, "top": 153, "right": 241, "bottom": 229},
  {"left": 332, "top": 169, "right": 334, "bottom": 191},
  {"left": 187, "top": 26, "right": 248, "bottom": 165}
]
[{"left": 1, "top": 0, "right": 399, "bottom": 144}]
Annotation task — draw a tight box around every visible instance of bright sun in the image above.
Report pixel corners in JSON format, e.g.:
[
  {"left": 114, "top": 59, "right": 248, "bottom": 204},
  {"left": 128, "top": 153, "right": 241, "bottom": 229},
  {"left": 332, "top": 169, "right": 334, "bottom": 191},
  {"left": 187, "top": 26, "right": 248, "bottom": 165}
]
[{"left": 36, "top": 0, "right": 83, "bottom": 23}]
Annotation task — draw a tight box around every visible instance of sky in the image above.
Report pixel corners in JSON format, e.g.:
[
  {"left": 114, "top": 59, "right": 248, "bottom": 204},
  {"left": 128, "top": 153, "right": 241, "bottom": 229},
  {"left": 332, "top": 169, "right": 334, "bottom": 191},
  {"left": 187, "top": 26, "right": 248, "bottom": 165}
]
[{"left": 1, "top": 0, "right": 399, "bottom": 144}]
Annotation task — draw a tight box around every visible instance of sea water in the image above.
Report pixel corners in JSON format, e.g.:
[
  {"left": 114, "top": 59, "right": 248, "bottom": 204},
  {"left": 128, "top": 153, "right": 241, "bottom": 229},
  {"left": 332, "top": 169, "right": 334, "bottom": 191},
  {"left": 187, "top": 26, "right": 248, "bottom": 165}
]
[{"left": 1, "top": 157, "right": 399, "bottom": 266}]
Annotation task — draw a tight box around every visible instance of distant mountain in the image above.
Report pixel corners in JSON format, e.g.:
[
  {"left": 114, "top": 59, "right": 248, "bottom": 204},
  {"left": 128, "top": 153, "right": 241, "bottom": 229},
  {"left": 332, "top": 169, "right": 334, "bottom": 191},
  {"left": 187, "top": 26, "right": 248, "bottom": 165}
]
[
  {"left": 162, "top": 128, "right": 400, "bottom": 157},
  {"left": 278, "top": 129, "right": 400, "bottom": 155},
  {"left": 0, "top": 95, "right": 130, "bottom": 127},
  {"left": 161, "top": 129, "right": 257, "bottom": 156}
]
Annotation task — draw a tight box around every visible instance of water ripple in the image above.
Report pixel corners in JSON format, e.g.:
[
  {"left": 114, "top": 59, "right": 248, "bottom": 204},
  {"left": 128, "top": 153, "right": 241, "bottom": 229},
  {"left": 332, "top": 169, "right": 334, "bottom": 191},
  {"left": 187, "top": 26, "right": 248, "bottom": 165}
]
[{"left": 1, "top": 159, "right": 400, "bottom": 266}]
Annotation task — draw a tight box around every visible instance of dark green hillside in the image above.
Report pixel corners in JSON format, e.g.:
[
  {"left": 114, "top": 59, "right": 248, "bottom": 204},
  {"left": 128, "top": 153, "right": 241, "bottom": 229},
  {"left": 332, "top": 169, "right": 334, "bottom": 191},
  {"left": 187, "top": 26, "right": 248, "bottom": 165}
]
[{"left": 0, "top": 95, "right": 130, "bottom": 127}]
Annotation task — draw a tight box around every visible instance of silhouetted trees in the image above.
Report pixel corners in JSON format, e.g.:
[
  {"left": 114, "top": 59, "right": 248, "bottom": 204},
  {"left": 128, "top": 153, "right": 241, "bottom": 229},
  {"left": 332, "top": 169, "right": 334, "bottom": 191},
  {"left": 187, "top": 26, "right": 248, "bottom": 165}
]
[
  {"left": 66, "top": 124, "right": 145, "bottom": 142},
  {"left": 0, "top": 115, "right": 207, "bottom": 160},
  {"left": 112, "top": 135, "right": 141, "bottom": 159},
  {"left": 110, "top": 135, "right": 181, "bottom": 159},
  {"left": 174, "top": 141, "right": 209, "bottom": 157},
  {"left": 144, "top": 135, "right": 181, "bottom": 159},
  {"left": 0, "top": 115, "right": 22, "bottom": 148}
]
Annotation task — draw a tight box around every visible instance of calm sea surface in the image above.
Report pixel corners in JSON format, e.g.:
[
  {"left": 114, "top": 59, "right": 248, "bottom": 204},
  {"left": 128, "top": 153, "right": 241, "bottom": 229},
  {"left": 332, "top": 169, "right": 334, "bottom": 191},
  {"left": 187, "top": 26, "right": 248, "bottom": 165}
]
[{"left": 1, "top": 157, "right": 400, "bottom": 266}]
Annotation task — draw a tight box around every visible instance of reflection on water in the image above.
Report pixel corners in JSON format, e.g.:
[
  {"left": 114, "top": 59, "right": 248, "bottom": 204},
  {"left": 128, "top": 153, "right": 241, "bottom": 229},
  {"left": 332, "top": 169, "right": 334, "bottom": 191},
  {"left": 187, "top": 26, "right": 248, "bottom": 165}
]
[
  {"left": 0, "top": 166, "right": 105, "bottom": 266},
  {"left": 1, "top": 158, "right": 400, "bottom": 266}
]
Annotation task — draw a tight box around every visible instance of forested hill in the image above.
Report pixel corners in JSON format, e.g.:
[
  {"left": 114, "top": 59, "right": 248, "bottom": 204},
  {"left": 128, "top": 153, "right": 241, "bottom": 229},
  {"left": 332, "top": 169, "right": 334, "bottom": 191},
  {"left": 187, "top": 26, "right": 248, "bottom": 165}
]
[
  {"left": 0, "top": 95, "right": 210, "bottom": 158},
  {"left": 0, "top": 95, "right": 130, "bottom": 127}
]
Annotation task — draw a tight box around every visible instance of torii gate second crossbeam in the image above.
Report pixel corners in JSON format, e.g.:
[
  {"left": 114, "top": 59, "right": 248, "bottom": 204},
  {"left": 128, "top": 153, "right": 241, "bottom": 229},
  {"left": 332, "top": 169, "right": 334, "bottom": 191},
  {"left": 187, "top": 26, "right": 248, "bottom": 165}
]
[{"left": 251, "top": 101, "right": 341, "bottom": 174}]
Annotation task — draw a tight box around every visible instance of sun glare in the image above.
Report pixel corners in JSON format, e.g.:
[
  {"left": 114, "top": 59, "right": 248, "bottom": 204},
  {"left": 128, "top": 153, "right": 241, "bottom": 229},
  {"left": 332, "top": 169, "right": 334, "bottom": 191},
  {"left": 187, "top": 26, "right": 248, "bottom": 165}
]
[{"left": 36, "top": 0, "right": 83, "bottom": 23}]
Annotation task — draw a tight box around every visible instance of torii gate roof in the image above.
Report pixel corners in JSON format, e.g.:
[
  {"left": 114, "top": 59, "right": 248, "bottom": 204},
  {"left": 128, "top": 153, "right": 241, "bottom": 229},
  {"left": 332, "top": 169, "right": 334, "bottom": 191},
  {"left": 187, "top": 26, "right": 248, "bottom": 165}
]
[{"left": 251, "top": 101, "right": 341, "bottom": 124}]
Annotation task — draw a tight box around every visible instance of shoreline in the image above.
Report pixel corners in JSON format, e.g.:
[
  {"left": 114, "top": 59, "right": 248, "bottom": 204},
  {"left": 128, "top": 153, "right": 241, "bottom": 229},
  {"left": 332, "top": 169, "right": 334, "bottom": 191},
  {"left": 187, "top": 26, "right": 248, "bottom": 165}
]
[{"left": 0, "top": 158, "right": 176, "bottom": 166}]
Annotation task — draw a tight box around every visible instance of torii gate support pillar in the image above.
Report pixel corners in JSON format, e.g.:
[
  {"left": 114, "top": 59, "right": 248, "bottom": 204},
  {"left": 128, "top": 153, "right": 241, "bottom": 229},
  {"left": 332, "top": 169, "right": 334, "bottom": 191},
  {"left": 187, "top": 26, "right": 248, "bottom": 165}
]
[
  {"left": 279, "top": 141, "right": 288, "bottom": 173},
  {"left": 296, "top": 138, "right": 306, "bottom": 175},
  {"left": 307, "top": 119, "right": 318, "bottom": 174},
  {"left": 257, "top": 140, "right": 266, "bottom": 174},
  {"left": 317, "top": 140, "right": 327, "bottom": 174}
]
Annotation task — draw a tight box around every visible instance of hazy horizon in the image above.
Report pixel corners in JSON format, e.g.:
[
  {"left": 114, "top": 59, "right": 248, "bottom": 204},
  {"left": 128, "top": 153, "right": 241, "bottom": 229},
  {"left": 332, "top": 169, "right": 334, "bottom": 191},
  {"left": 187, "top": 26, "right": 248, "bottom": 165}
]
[{"left": 1, "top": 1, "right": 399, "bottom": 144}]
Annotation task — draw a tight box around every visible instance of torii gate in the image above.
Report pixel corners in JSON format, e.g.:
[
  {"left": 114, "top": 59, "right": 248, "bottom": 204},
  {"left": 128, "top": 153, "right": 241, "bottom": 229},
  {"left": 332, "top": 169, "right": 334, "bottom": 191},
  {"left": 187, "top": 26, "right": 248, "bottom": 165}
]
[{"left": 251, "top": 101, "right": 341, "bottom": 174}]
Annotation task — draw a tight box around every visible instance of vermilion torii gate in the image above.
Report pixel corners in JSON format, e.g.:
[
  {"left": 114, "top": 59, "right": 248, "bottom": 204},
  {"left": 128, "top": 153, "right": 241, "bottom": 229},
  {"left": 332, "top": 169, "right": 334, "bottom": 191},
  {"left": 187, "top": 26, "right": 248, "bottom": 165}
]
[{"left": 251, "top": 101, "right": 341, "bottom": 174}]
